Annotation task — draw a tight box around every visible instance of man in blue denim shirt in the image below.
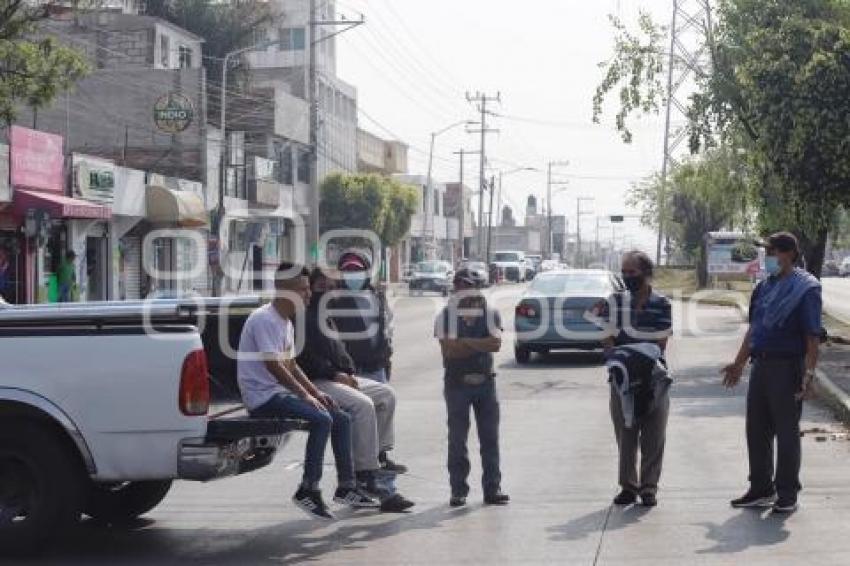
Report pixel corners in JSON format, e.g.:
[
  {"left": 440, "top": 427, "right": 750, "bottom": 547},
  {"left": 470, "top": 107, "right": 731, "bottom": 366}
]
[{"left": 722, "top": 232, "right": 822, "bottom": 514}]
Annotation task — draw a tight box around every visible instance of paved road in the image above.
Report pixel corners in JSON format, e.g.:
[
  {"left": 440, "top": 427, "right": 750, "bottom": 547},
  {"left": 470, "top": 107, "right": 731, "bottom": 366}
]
[
  {"left": 822, "top": 277, "right": 850, "bottom": 323},
  {"left": 37, "top": 286, "right": 850, "bottom": 565}
]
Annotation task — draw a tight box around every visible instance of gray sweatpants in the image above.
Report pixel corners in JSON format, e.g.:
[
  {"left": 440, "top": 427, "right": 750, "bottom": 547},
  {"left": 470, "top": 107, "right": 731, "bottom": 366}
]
[
  {"left": 314, "top": 377, "right": 396, "bottom": 472},
  {"left": 610, "top": 385, "right": 670, "bottom": 495}
]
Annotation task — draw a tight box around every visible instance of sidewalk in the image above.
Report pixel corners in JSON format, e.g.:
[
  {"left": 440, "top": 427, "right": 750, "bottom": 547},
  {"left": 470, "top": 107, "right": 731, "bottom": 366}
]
[{"left": 815, "top": 332, "right": 850, "bottom": 425}]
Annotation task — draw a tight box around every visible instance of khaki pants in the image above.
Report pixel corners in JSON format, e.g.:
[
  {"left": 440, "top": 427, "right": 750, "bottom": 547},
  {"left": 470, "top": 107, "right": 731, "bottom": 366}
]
[
  {"left": 314, "top": 377, "right": 397, "bottom": 471},
  {"left": 609, "top": 385, "right": 670, "bottom": 495}
]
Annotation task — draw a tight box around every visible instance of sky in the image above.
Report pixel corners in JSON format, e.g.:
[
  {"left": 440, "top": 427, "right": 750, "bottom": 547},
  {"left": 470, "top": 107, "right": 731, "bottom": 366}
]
[{"left": 336, "top": 0, "right": 674, "bottom": 254}]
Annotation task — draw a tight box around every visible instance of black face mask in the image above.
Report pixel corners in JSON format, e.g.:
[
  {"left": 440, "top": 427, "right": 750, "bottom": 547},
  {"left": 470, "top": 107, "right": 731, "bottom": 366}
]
[{"left": 623, "top": 274, "right": 645, "bottom": 293}]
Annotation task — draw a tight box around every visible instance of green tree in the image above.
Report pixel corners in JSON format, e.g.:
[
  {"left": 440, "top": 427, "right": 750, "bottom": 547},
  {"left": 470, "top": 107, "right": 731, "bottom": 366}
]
[
  {"left": 0, "top": 1, "right": 89, "bottom": 124},
  {"left": 628, "top": 148, "right": 751, "bottom": 284},
  {"left": 594, "top": 0, "right": 850, "bottom": 278},
  {"left": 320, "top": 173, "right": 418, "bottom": 248}
]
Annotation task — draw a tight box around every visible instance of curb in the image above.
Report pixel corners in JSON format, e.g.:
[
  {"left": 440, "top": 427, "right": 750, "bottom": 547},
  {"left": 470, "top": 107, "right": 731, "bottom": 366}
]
[{"left": 813, "top": 369, "right": 850, "bottom": 425}]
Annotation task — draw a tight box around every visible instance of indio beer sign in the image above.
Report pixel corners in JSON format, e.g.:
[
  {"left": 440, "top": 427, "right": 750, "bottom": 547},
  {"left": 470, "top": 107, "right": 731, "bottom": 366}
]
[{"left": 153, "top": 92, "right": 194, "bottom": 133}]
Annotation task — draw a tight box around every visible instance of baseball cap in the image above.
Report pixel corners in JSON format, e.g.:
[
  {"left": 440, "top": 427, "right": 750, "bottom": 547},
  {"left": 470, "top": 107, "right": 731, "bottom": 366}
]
[
  {"left": 453, "top": 268, "right": 477, "bottom": 287},
  {"left": 338, "top": 250, "right": 370, "bottom": 272}
]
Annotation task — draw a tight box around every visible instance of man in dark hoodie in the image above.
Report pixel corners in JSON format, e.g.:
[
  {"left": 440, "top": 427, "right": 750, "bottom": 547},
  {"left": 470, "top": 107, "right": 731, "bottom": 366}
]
[
  {"left": 330, "top": 251, "right": 393, "bottom": 383},
  {"left": 298, "top": 267, "right": 413, "bottom": 513}
]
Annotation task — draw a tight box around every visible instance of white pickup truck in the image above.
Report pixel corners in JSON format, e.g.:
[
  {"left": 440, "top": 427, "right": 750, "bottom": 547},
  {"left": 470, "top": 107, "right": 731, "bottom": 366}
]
[{"left": 0, "top": 298, "right": 303, "bottom": 555}]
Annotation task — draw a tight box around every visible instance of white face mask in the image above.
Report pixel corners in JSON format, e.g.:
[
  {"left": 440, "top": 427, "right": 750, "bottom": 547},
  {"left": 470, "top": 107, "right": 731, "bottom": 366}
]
[{"left": 342, "top": 272, "right": 368, "bottom": 291}]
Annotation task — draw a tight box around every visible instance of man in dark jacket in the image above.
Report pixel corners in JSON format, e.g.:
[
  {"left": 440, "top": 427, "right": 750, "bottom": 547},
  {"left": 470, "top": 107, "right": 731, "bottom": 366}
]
[
  {"left": 330, "top": 251, "right": 393, "bottom": 383},
  {"left": 298, "top": 268, "right": 413, "bottom": 512}
]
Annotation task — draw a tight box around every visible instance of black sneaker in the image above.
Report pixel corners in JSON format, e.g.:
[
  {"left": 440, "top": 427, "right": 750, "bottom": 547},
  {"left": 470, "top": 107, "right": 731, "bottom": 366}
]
[
  {"left": 730, "top": 488, "right": 777, "bottom": 508},
  {"left": 450, "top": 495, "right": 467, "bottom": 508},
  {"left": 640, "top": 492, "right": 657, "bottom": 507},
  {"left": 379, "top": 493, "right": 415, "bottom": 513},
  {"left": 613, "top": 490, "right": 637, "bottom": 505},
  {"left": 292, "top": 487, "right": 335, "bottom": 520},
  {"left": 379, "top": 453, "right": 408, "bottom": 475},
  {"left": 484, "top": 491, "right": 510, "bottom": 505},
  {"left": 334, "top": 486, "right": 380, "bottom": 508},
  {"left": 772, "top": 496, "right": 798, "bottom": 514}
]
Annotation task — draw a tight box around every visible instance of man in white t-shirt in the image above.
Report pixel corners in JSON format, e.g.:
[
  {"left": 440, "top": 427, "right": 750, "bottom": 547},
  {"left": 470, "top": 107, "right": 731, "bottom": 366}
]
[{"left": 237, "top": 262, "right": 376, "bottom": 520}]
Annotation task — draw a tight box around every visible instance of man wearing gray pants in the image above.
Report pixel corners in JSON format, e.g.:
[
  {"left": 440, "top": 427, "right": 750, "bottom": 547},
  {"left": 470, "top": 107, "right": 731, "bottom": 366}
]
[{"left": 609, "top": 391, "right": 670, "bottom": 499}]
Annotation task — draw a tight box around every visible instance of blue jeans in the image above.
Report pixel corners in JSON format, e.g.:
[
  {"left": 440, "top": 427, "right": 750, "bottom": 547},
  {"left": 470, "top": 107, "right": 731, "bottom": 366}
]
[
  {"left": 250, "top": 393, "right": 355, "bottom": 489},
  {"left": 444, "top": 378, "right": 502, "bottom": 498}
]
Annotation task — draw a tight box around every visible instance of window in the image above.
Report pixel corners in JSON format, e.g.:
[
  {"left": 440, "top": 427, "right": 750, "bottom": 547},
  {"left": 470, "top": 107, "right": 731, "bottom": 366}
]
[
  {"left": 275, "top": 142, "right": 293, "bottom": 185},
  {"left": 178, "top": 46, "right": 192, "bottom": 69},
  {"left": 160, "top": 34, "right": 170, "bottom": 67},
  {"left": 278, "top": 27, "right": 306, "bottom": 51},
  {"left": 297, "top": 149, "right": 311, "bottom": 184}
]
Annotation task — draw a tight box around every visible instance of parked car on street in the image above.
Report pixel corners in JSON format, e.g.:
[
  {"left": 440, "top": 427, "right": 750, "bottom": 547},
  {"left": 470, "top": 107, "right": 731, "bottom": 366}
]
[
  {"left": 0, "top": 298, "right": 302, "bottom": 555},
  {"left": 409, "top": 260, "right": 453, "bottom": 295},
  {"left": 514, "top": 269, "right": 624, "bottom": 363},
  {"left": 823, "top": 259, "right": 840, "bottom": 277},
  {"left": 492, "top": 250, "right": 529, "bottom": 282}
]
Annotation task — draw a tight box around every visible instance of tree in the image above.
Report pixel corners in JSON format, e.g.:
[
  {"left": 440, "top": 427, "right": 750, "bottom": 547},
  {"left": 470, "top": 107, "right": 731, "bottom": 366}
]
[
  {"left": 0, "top": 1, "right": 89, "bottom": 124},
  {"left": 594, "top": 0, "right": 850, "bottom": 278},
  {"left": 627, "top": 147, "right": 751, "bottom": 284},
  {"left": 320, "top": 173, "right": 418, "bottom": 248}
]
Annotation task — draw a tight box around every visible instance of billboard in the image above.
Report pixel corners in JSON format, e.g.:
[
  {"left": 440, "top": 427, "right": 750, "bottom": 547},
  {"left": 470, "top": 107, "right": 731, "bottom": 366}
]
[
  {"left": 10, "top": 126, "right": 64, "bottom": 193},
  {"left": 706, "top": 232, "right": 761, "bottom": 275}
]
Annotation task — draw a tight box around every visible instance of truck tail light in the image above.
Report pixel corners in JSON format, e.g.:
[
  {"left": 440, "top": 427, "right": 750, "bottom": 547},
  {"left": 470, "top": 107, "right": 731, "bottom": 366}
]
[
  {"left": 179, "top": 349, "right": 210, "bottom": 416},
  {"left": 516, "top": 303, "right": 538, "bottom": 318}
]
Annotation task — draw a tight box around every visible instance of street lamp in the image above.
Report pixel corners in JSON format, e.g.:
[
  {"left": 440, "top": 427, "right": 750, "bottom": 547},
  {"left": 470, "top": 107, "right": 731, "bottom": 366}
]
[
  {"left": 214, "top": 39, "right": 278, "bottom": 295},
  {"left": 424, "top": 120, "right": 476, "bottom": 259}
]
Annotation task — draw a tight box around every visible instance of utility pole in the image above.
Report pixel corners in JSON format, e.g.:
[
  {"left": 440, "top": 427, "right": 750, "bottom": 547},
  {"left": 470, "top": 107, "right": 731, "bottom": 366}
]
[
  {"left": 546, "top": 161, "right": 569, "bottom": 259},
  {"left": 452, "top": 149, "right": 480, "bottom": 260},
  {"left": 466, "top": 91, "right": 500, "bottom": 259},
  {"left": 307, "top": 1, "right": 364, "bottom": 264},
  {"left": 485, "top": 176, "right": 496, "bottom": 266},
  {"left": 575, "top": 197, "right": 594, "bottom": 268}
]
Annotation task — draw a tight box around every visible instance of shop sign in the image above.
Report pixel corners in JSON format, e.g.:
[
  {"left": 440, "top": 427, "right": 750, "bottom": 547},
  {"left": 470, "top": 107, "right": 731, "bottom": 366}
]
[
  {"left": 74, "top": 157, "right": 115, "bottom": 206},
  {"left": 153, "top": 92, "right": 195, "bottom": 134},
  {"left": 10, "top": 126, "right": 63, "bottom": 193}
]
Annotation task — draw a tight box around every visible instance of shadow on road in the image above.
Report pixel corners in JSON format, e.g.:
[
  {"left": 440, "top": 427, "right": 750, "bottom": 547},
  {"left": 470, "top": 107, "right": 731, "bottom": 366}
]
[
  {"left": 694, "top": 509, "right": 791, "bottom": 554},
  {"left": 37, "top": 504, "right": 475, "bottom": 565},
  {"left": 547, "top": 504, "right": 652, "bottom": 542}
]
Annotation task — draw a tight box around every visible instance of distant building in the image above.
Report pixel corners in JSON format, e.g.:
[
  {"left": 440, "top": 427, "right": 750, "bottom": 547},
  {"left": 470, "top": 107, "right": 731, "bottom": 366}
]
[
  {"left": 393, "top": 174, "right": 459, "bottom": 266},
  {"left": 357, "top": 129, "right": 408, "bottom": 175}
]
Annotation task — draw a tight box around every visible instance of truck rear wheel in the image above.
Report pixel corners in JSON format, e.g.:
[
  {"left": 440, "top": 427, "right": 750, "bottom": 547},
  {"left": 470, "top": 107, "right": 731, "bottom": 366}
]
[
  {"left": 85, "top": 480, "right": 172, "bottom": 524},
  {"left": 0, "top": 422, "right": 85, "bottom": 556}
]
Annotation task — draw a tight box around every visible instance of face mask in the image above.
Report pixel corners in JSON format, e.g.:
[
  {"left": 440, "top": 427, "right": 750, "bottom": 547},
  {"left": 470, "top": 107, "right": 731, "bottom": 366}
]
[
  {"left": 623, "top": 274, "right": 644, "bottom": 293},
  {"left": 765, "top": 256, "right": 781, "bottom": 276},
  {"left": 342, "top": 272, "right": 367, "bottom": 291}
]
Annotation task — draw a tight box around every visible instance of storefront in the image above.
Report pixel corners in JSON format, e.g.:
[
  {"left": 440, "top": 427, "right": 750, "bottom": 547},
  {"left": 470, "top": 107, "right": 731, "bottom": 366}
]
[
  {"left": 143, "top": 174, "right": 210, "bottom": 297},
  {"left": 6, "top": 127, "right": 110, "bottom": 304},
  {"left": 73, "top": 154, "right": 146, "bottom": 301}
]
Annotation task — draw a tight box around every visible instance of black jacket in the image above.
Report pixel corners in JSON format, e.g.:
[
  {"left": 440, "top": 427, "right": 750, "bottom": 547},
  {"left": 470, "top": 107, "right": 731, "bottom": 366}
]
[
  {"left": 330, "top": 289, "right": 392, "bottom": 373},
  {"left": 297, "top": 299, "right": 356, "bottom": 382}
]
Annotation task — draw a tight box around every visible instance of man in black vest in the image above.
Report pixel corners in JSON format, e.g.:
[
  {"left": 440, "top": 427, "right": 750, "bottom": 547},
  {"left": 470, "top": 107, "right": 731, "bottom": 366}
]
[{"left": 434, "top": 269, "right": 509, "bottom": 507}]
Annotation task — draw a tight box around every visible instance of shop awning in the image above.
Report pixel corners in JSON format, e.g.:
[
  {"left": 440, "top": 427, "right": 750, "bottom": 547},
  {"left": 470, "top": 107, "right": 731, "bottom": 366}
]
[
  {"left": 145, "top": 185, "right": 209, "bottom": 227},
  {"left": 13, "top": 189, "right": 111, "bottom": 220}
]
